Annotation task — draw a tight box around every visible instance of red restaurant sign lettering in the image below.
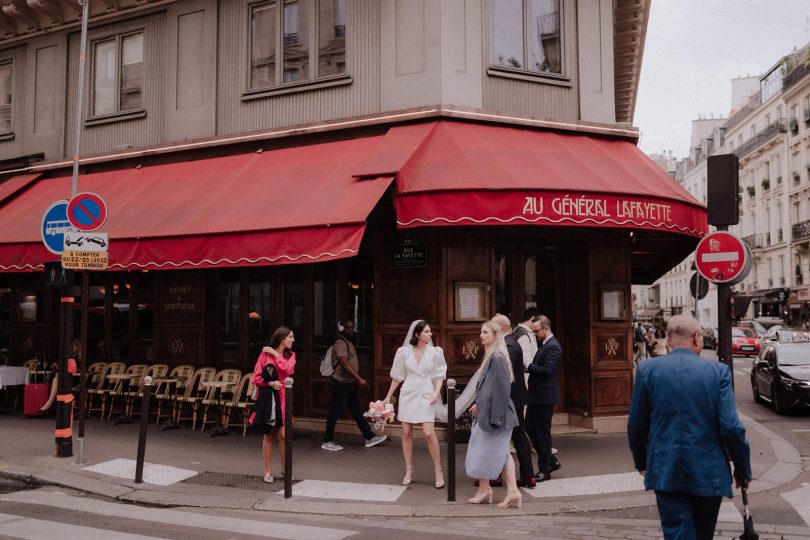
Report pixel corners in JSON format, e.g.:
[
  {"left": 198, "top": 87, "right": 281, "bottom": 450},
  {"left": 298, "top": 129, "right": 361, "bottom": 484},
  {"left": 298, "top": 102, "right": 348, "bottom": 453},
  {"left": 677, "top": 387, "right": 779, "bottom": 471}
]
[{"left": 396, "top": 191, "right": 705, "bottom": 237}]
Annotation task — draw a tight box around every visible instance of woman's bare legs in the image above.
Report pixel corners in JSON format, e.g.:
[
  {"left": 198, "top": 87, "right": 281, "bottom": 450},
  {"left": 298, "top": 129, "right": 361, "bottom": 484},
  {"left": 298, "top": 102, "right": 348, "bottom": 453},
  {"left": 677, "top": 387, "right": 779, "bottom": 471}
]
[
  {"left": 422, "top": 422, "right": 443, "bottom": 486},
  {"left": 278, "top": 426, "right": 286, "bottom": 470},
  {"left": 262, "top": 433, "right": 273, "bottom": 475},
  {"left": 401, "top": 422, "right": 414, "bottom": 484}
]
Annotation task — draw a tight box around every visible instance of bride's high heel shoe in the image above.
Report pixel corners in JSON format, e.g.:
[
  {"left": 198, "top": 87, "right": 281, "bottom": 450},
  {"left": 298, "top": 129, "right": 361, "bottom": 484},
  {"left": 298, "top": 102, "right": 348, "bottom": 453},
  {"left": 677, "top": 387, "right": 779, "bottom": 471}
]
[
  {"left": 434, "top": 468, "right": 445, "bottom": 489},
  {"left": 496, "top": 490, "right": 523, "bottom": 509},
  {"left": 402, "top": 467, "right": 414, "bottom": 486},
  {"left": 467, "top": 488, "right": 493, "bottom": 504}
]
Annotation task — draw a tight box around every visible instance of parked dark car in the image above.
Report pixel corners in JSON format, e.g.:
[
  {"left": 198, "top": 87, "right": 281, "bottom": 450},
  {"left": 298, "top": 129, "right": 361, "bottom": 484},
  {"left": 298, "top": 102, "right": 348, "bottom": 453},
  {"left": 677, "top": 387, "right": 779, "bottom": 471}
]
[
  {"left": 701, "top": 327, "right": 717, "bottom": 349},
  {"left": 750, "top": 341, "right": 810, "bottom": 414}
]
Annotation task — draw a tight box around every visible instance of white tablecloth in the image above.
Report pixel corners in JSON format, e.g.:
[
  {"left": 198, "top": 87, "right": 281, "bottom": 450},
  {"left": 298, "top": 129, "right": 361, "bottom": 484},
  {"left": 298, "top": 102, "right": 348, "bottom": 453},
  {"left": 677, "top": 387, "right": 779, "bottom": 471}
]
[{"left": 0, "top": 366, "right": 29, "bottom": 389}]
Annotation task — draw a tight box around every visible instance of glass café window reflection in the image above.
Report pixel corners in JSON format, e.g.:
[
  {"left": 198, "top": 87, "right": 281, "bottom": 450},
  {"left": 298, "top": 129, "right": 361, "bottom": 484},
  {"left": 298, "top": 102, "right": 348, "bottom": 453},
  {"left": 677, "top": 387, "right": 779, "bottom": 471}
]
[{"left": 492, "top": 0, "right": 562, "bottom": 76}]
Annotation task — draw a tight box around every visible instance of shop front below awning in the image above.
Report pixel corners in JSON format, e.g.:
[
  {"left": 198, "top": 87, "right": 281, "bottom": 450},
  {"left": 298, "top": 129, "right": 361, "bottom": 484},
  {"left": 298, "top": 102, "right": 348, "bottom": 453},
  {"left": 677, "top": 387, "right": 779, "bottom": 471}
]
[
  {"left": 0, "top": 138, "right": 393, "bottom": 271},
  {"left": 635, "top": 308, "right": 662, "bottom": 320}
]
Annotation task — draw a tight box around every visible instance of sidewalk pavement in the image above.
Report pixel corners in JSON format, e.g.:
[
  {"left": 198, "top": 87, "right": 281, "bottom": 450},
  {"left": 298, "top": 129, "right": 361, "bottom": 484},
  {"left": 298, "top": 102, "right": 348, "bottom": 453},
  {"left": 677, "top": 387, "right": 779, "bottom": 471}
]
[{"left": 0, "top": 410, "right": 807, "bottom": 530}]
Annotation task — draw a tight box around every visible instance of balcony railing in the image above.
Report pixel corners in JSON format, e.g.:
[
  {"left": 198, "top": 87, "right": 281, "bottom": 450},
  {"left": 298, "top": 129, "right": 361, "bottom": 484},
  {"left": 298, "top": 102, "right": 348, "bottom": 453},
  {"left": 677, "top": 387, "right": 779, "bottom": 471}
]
[
  {"left": 743, "top": 233, "right": 764, "bottom": 249},
  {"left": 733, "top": 119, "right": 786, "bottom": 158},
  {"left": 792, "top": 219, "right": 810, "bottom": 241},
  {"left": 783, "top": 46, "right": 810, "bottom": 92}
]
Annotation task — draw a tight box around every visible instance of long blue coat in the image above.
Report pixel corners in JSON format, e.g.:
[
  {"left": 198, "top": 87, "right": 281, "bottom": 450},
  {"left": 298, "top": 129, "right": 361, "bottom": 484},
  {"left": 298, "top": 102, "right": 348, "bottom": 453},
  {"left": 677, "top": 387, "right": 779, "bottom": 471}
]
[{"left": 627, "top": 347, "right": 751, "bottom": 498}]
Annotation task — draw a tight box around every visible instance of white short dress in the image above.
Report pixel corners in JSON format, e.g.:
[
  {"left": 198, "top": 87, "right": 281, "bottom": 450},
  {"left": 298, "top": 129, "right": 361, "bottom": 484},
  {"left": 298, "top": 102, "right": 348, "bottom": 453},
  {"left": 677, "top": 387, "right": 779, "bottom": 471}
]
[{"left": 390, "top": 345, "right": 447, "bottom": 423}]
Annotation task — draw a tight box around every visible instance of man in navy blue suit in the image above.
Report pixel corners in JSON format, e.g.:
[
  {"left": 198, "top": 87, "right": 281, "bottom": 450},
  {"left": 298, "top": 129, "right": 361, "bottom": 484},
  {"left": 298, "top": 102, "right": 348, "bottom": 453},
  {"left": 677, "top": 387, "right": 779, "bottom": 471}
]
[
  {"left": 628, "top": 314, "right": 751, "bottom": 540},
  {"left": 525, "top": 314, "right": 561, "bottom": 482}
]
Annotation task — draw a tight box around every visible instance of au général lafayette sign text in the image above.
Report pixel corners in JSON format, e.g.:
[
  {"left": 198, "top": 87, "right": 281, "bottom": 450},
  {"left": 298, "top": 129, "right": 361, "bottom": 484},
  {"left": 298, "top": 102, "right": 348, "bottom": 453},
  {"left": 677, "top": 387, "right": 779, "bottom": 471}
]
[{"left": 522, "top": 195, "right": 673, "bottom": 223}]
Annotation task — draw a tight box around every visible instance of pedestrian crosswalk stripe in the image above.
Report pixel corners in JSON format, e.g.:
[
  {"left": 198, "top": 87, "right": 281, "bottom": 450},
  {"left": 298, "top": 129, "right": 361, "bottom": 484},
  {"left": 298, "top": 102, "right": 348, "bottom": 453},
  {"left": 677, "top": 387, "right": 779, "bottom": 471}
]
[
  {"left": 0, "top": 490, "right": 355, "bottom": 540},
  {"left": 521, "top": 471, "right": 644, "bottom": 498},
  {"left": 781, "top": 484, "right": 810, "bottom": 526},
  {"left": 83, "top": 458, "right": 197, "bottom": 486},
  {"left": 275, "top": 479, "right": 407, "bottom": 502},
  {"left": 0, "top": 512, "right": 164, "bottom": 540},
  {"left": 717, "top": 501, "right": 743, "bottom": 523}
]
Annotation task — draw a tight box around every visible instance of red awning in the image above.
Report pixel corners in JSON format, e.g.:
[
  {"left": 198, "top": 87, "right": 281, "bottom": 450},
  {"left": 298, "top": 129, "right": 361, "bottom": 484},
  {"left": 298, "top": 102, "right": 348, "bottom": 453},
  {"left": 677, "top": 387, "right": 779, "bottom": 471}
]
[
  {"left": 0, "top": 139, "right": 392, "bottom": 271},
  {"left": 358, "top": 121, "right": 707, "bottom": 237}
]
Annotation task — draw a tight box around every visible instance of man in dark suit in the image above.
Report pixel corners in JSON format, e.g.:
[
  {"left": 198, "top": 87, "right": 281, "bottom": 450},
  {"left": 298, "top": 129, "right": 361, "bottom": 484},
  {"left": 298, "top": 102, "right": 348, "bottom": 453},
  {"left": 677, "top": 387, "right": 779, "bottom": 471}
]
[
  {"left": 492, "top": 314, "right": 535, "bottom": 488},
  {"left": 525, "top": 314, "right": 561, "bottom": 482},
  {"left": 628, "top": 314, "right": 751, "bottom": 540}
]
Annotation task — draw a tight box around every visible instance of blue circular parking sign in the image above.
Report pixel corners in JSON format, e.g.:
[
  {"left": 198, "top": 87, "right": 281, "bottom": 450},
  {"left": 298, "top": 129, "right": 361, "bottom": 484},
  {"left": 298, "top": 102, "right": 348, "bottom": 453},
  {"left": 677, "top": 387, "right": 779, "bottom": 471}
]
[{"left": 41, "top": 200, "right": 71, "bottom": 255}]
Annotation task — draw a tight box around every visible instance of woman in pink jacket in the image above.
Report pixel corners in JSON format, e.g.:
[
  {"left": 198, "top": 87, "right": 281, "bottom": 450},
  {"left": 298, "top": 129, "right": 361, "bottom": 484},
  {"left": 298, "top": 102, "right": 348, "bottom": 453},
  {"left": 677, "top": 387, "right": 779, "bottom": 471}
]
[{"left": 251, "top": 326, "right": 296, "bottom": 483}]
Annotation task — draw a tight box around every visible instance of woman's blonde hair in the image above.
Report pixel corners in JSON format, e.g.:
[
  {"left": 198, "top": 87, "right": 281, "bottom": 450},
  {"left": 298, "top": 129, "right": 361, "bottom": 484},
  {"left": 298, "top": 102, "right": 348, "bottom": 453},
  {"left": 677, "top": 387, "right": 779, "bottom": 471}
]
[{"left": 480, "top": 320, "right": 514, "bottom": 383}]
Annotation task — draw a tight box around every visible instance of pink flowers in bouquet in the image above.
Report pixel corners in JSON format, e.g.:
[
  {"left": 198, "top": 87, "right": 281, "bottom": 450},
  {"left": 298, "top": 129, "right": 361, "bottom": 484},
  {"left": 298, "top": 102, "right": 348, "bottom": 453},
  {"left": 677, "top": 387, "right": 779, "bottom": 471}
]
[{"left": 363, "top": 399, "right": 396, "bottom": 432}]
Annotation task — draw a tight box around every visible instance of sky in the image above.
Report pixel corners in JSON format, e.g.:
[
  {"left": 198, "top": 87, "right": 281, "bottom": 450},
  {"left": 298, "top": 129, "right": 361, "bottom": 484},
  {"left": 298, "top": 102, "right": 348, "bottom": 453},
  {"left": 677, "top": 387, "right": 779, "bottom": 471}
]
[{"left": 635, "top": 1, "right": 810, "bottom": 158}]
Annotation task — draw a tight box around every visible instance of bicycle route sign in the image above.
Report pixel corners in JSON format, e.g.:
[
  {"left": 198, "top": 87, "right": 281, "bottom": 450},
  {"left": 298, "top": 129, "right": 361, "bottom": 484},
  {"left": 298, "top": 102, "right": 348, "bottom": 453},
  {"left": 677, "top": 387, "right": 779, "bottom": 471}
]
[
  {"left": 66, "top": 192, "right": 108, "bottom": 232},
  {"left": 40, "top": 200, "right": 74, "bottom": 255}
]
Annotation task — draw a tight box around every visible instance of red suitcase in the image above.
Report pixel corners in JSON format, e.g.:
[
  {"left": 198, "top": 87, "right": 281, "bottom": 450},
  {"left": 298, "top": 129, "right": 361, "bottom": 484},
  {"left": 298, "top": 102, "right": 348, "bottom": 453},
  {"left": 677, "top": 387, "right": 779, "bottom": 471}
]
[{"left": 24, "top": 383, "right": 49, "bottom": 417}]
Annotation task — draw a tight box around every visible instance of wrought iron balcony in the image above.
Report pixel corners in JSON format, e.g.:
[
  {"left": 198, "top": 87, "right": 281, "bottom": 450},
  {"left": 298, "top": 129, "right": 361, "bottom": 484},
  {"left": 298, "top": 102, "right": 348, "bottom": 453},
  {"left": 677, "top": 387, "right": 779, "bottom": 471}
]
[
  {"left": 733, "top": 119, "right": 786, "bottom": 158},
  {"left": 743, "top": 233, "right": 764, "bottom": 249},
  {"left": 793, "top": 219, "right": 810, "bottom": 242}
]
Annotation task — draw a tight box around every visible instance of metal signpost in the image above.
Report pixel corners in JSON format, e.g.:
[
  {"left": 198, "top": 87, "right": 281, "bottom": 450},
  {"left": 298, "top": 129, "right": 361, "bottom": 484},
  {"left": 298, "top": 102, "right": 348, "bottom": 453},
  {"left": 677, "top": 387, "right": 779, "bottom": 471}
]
[{"left": 695, "top": 231, "right": 752, "bottom": 380}]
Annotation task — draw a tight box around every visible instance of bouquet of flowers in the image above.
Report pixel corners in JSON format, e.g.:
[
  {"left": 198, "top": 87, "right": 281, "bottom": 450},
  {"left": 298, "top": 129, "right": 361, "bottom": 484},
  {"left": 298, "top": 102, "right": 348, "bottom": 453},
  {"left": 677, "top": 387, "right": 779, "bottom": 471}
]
[{"left": 363, "top": 399, "right": 396, "bottom": 433}]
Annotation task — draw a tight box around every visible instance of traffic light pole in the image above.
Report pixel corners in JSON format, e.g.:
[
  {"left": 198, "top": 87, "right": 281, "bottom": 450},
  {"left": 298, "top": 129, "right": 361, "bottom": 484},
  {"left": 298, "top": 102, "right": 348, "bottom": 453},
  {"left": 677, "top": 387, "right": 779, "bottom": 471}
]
[{"left": 715, "top": 225, "right": 734, "bottom": 388}]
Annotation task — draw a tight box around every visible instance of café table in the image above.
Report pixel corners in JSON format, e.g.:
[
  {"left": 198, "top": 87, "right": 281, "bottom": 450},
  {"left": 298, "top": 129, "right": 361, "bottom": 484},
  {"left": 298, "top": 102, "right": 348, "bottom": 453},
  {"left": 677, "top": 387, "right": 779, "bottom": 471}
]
[
  {"left": 153, "top": 376, "right": 185, "bottom": 431},
  {"left": 107, "top": 373, "right": 135, "bottom": 425},
  {"left": 0, "top": 366, "right": 29, "bottom": 413},
  {"left": 201, "top": 380, "right": 236, "bottom": 437}
]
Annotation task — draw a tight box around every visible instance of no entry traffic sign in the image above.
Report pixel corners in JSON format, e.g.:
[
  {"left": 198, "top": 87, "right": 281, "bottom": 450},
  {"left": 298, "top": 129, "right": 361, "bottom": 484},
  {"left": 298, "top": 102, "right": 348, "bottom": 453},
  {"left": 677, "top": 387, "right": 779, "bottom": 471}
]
[
  {"left": 67, "top": 192, "right": 108, "bottom": 232},
  {"left": 694, "top": 231, "right": 751, "bottom": 285}
]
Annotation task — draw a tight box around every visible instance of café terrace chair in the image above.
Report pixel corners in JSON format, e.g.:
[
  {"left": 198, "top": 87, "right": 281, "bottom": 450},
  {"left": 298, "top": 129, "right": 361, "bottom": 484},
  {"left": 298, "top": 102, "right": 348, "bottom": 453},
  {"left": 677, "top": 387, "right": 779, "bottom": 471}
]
[
  {"left": 126, "top": 363, "right": 168, "bottom": 417},
  {"left": 106, "top": 364, "right": 148, "bottom": 419},
  {"left": 199, "top": 368, "right": 242, "bottom": 431},
  {"left": 174, "top": 367, "right": 216, "bottom": 430},
  {"left": 154, "top": 364, "right": 194, "bottom": 424},
  {"left": 87, "top": 361, "right": 125, "bottom": 417},
  {"left": 224, "top": 372, "right": 256, "bottom": 437}
]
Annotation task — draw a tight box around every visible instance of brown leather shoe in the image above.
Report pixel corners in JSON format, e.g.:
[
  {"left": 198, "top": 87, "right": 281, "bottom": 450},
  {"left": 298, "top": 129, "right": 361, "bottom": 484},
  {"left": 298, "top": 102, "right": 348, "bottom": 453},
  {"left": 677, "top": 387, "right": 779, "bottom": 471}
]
[{"left": 516, "top": 477, "right": 536, "bottom": 488}]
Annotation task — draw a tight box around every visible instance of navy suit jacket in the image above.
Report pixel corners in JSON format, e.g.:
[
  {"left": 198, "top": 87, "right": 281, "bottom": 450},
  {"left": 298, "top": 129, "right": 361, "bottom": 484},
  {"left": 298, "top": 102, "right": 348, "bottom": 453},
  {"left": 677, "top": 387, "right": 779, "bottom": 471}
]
[
  {"left": 526, "top": 335, "right": 561, "bottom": 405},
  {"left": 627, "top": 347, "right": 752, "bottom": 498}
]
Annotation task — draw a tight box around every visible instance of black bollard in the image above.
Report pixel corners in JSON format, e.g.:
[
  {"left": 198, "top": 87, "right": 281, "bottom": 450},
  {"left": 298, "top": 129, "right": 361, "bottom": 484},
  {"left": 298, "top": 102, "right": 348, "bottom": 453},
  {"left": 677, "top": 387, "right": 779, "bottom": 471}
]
[
  {"left": 446, "top": 378, "right": 456, "bottom": 502},
  {"left": 284, "top": 377, "right": 293, "bottom": 499},
  {"left": 135, "top": 376, "right": 153, "bottom": 484}
]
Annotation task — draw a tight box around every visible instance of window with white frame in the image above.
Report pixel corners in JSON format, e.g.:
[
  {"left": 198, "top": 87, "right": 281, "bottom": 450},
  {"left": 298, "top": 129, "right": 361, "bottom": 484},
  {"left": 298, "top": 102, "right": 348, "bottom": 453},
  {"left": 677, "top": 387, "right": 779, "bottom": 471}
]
[
  {"left": 491, "top": 0, "right": 562, "bottom": 77},
  {"left": 249, "top": 0, "right": 346, "bottom": 90},
  {"left": 0, "top": 61, "right": 11, "bottom": 133},
  {"left": 804, "top": 95, "right": 810, "bottom": 121},
  {"left": 92, "top": 31, "right": 144, "bottom": 117}
]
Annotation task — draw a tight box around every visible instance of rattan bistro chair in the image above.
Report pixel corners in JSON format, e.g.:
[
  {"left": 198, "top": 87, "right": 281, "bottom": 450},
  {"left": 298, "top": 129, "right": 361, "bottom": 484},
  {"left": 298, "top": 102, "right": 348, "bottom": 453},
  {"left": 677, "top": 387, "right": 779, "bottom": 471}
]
[
  {"left": 199, "top": 369, "right": 241, "bottom": 431},
  {"left": 174, "top": 367, "right": 216, "bottom": 429},
  {"left": 126, "top": 363, "right": 168, "bottom": 417},
  {"left": 106, "top": 364, "right": 147, "bottom": 419},
  {"left": 224, "top": 372, "right": 256, "bottom": 437},
  {"left": 154, "top": 364, "right": 194, "bottom": 424},
  {"left": 87, "top": 361, "right": 124, "bottom": 417}
]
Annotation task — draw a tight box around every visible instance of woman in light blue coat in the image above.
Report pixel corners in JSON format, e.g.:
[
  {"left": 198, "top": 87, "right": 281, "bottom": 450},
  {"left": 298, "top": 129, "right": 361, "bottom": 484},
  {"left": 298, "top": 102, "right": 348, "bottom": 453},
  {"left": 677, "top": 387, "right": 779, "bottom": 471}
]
[{"left": 465, "top": 320, "right": 521, "bottom": 508}]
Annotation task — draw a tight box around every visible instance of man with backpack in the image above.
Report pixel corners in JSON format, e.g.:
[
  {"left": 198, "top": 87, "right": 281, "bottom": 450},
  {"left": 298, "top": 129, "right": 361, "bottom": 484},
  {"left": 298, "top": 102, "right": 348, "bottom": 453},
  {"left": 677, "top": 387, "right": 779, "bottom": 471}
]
[{"left": 321, "top": 318, "right": 387, "bottom": 451}]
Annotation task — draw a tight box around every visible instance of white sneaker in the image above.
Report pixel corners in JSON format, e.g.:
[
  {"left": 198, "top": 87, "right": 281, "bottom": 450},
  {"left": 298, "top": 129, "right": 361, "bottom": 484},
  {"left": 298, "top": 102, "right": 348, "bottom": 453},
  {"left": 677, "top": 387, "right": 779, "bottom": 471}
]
[
  {"left": 263, "top": 473, "right": 274, "bottom": 483},
  {"left": 321, "top": 441, "right": 343, "bottom": 451},
  {"left": 365, "top": 435, "right": 387, "bottom": 448}
]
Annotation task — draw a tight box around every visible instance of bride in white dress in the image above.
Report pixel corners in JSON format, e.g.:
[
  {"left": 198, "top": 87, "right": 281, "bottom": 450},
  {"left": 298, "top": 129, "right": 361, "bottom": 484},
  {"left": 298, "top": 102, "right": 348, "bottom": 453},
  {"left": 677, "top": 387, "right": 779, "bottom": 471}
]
[{"left": 383, "top": 320, "right": 447, "bottom": 488}]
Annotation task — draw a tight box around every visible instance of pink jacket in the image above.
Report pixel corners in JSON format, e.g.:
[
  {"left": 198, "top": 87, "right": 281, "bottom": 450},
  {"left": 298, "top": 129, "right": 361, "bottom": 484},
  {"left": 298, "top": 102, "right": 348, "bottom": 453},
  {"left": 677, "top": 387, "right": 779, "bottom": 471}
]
[{"left": 252, "top": 348, "right": 296, "bottom": 422}]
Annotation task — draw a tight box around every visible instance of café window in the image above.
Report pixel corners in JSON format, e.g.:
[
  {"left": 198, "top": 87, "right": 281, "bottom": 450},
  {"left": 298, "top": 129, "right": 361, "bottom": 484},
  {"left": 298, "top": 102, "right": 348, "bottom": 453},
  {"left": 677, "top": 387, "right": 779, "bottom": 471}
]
[
  {"left": 491, "top": 0, "right": 563, "bottom": 77},
  {"left": 0, "top": 61, "right": 11, "bottom": 133},
  {"left": 92, "top": 31, "right": 144, "bottom": 117},
  {"left": 248, "top": 279, "right": 272, "bottom": 361},
  {"left": 111, "top": 276, "right": 132, "bottom": 361},
  {"left": 218, "top": 271, "right": 242, "bottom": 364},
  {"left": 249, "top": 0, "right": 347, "bottom": 90}
]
